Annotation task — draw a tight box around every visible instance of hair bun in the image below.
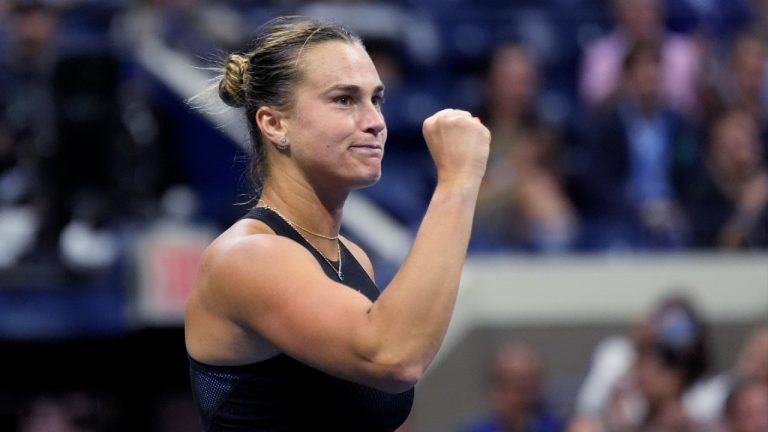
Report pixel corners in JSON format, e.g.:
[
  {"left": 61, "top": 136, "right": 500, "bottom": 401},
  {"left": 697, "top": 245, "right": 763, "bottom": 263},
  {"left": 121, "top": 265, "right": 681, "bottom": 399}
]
[{"left": 219, "top": 53, "right": 249, "bottom": 108}]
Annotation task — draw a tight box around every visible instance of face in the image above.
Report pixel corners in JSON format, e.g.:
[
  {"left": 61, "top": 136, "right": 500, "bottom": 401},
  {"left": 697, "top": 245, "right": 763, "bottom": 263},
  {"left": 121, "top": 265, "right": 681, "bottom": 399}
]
[
  {"left": 711, "top": 112, "right": 761, "bottom": 177},
  {"left": 729, "top": 383, "right": 768, "bottom": 432},
  {"left": 12, "top": 7, "right": 57, "bottom": 61},
  {"left": 731, "top": 37, "right": 766, "bottom": 95},
  {"left": 739, "top": 327, "right": 768, "bottom": 385},
  {"left": 490, "top": 347, "right": 542, "bottom": 423},
  {"left": 488, "top": 46, "right": 538, "bottom": 111},
  {"left": 626, "top": 52, "right": 661, "bottom": 107},
  {"left": 285, "top": 41, "right": 386, "bottom": 191},
  {"left": 636, "top": 350, "right": 683, "bottom": 402},
  {"left": 616, "top": 0, "right": 661, "bottom": 40}
]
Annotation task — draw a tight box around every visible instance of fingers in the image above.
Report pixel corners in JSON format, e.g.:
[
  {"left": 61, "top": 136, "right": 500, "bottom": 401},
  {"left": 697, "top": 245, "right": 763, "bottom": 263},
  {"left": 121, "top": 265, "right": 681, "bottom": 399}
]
[{"left": 422, "top": 109, "right": 479, "bottom": 131}]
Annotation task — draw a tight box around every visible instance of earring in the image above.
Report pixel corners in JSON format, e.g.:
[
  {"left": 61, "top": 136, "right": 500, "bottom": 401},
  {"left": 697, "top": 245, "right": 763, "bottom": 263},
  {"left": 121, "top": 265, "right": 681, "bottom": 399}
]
[{"left": 276, "top": 136, "right": 289, "bottom": 151}]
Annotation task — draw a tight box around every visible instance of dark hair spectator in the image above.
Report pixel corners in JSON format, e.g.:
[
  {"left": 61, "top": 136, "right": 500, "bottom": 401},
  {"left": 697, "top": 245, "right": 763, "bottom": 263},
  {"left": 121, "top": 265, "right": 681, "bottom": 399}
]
[
  {"left": 723, "top": 379, "right": 768, "bottom": 432},
  {"left": 579, "top": 0, "right": 703, "bottom": 117},
  {"left": 682, "top": 109, "right": 768, "bottom": 249},
  {"left": 471, "top": 42, "right": 578, "bottom": 252},
  {"left": 696, "top": 29, "right": 768, "bottom": 146},
  {"left": 460, "top": 342, "right": 564, "bottom": 432},
  {"left": 571, "top": 41, "right": 699, "bottom": 250}
]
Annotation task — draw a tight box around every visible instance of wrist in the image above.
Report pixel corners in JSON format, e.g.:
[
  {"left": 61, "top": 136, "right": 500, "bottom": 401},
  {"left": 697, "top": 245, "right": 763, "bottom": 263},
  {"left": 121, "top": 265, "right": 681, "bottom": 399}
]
[{"left": 433, "top": 177, "right": 482, "bottom": 202}]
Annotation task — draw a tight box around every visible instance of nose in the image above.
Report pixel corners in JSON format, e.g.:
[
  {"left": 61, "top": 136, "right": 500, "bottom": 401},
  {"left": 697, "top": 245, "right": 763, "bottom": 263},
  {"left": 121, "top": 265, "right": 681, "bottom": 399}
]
[{"left": 360, "top": 101, "right": 386, "bottom": 137}]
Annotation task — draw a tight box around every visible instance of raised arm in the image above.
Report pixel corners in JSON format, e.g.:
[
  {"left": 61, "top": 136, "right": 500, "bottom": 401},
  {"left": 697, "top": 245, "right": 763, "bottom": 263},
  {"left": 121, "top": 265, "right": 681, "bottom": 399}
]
[
  {"left": 188, "top": 109, "right": 489, "bottom": 393},
  {"left": 362, "top": 109, "right": 490, "bottom": 385}
]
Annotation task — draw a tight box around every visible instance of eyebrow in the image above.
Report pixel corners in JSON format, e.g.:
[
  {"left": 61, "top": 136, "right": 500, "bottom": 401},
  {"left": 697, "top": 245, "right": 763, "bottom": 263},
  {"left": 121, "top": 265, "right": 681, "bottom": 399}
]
[{"left": 323, "top": 83, "right": 386, "bottom": 96}]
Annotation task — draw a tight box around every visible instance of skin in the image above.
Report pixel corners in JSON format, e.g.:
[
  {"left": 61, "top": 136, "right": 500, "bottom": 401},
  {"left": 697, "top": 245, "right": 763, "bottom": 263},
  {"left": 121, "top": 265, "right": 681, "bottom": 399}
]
[
  {"left": 614, "top": 0, "right": 662, "bottom": 42},
  {"left": 489, "top": 344, "right": 543, "bottom": 429},
  {"left": 486, "top": 44, "right": 538, "bottom": 128},
  {"left": 728, "top": 382, "right": 768, "bottom": 432},
  {"left": 185, "top": 40, "right": 491, "bottom": 393}
]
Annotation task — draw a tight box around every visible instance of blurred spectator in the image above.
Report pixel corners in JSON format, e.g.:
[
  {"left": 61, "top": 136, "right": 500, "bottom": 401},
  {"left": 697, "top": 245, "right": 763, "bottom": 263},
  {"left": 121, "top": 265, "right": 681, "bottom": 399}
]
[
  {"left": 0, "top": 0, "right": 60, "bottom": 268},
  {"left": 723, "top": 379, "right": 768, "bottom": 432},
  {"left": 573, "top": 41, "right": 699, "bottom": 250},
  {"left": 17, "top": 390, "right": 120, "bottom": 432},
  {"left": 697, "top": 30, "right": 767, "bottom": 145},
  {"left": 575, "top": 294, "right": 713, "bottom": 431},
  {"left": 685, "top": 325, "right": 768, "bottom": 426},
  {"left": 471, "top": 43, "right": 578, "bottom": 252},
  {"left": 0, "top": 0, "right": 186, "bottom": 274},
  {"left": 736, "top": 326, "right": 768, "bottom": 387},
  {"left": 579, "top": 0, "right": 702, "bottom": 117},
  {"left": 564, "top": 415, "right": 605, "bottom": 432},
  {"left": 754, "top": 0, "right": 768, "bottom": 35},
  {"left": 682, "top": 109, "right": 768, "bottom": 249},
  {"left": 749, "top": 0, "right": 768, "bottom": 132},
  {"left": 460, "top": 342, "right": 564, "bottom": 432}
]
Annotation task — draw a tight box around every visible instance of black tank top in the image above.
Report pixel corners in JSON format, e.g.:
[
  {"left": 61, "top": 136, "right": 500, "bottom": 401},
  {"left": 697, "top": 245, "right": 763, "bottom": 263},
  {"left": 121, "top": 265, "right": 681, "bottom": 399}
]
[{"left": 188, "top": 207, "right": 415, "bottom": 431}]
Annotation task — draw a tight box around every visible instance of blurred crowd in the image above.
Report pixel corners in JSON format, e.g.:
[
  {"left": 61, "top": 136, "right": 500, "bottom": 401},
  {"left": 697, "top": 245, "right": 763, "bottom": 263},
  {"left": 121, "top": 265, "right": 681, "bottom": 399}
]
[
  {"left": 0, "top": 0, "right": 767, "bottom": 279},
  {"left": 459, "top": 297, "right": 768, "bottom": 432},
  {"left": 464, "top": 0, "right": 768, "bottom": 253},
  {"left": 4, "top": 293, "right": 767, "bottom": 432}
]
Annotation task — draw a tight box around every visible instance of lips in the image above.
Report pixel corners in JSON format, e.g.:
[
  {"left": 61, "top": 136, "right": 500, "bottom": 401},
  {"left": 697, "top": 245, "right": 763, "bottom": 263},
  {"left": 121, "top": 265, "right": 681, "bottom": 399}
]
[
  {"left": 349, "top": 144, "right": 383, "bottom": 157},
  {"left": 350, "top": 144, "right": 382, "bottom": 150}
]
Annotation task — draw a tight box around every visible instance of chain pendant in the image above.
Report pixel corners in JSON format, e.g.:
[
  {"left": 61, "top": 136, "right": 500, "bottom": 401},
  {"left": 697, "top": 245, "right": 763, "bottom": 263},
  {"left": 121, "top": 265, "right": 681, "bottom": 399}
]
[{"left": 260, "top": 205, "right": 344, "bottom": 282}]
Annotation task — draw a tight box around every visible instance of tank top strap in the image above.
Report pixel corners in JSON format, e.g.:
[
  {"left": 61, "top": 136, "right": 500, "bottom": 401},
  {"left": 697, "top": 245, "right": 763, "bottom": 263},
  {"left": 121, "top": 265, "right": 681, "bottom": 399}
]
[{"left": 242, "top": 206, "right": 381, "bottom": 301}]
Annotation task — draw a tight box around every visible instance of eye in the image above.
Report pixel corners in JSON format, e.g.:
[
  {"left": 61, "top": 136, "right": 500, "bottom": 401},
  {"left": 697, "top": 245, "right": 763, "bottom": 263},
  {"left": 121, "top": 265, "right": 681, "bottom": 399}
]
[
  {"left": 372, "top": 95, "right": 385, "bottom": 106},
  {"left": 334, "top": 95, "right": 352, "bottom": 105}
]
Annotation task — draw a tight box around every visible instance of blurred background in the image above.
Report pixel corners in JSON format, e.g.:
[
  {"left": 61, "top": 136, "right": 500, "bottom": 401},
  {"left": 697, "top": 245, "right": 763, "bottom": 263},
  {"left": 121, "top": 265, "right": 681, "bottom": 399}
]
[{"left": 0, "top": 0, "right": 766, "bottom": 431}]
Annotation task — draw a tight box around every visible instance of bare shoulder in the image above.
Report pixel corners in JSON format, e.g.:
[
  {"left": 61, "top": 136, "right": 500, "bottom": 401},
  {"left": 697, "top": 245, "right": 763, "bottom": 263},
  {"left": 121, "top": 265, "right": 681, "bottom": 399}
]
[
  {"left": 186, "top": 217, "right": 328, "bottom": 363},
  {"left": 340, "top": 235, "right": 375, "bottom": 280},
  {"left": 187, "top": 217, "right": 378, "bottom": 370},
  {"left": 195, "top": 218, "right": 306, "bottom": 307}
]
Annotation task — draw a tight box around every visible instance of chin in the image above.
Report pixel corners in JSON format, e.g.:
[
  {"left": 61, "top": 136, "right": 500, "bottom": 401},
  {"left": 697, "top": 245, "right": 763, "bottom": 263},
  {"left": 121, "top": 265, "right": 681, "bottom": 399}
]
[{"left": 351, "top": 170, "right": 382, "bottom": 190}]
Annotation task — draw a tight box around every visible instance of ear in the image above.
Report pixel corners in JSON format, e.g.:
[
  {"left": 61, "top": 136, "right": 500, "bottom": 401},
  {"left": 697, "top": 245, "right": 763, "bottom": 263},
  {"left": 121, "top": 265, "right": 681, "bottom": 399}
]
[{"left": 255, "top": 106, "right": 288, "bottom": 146}]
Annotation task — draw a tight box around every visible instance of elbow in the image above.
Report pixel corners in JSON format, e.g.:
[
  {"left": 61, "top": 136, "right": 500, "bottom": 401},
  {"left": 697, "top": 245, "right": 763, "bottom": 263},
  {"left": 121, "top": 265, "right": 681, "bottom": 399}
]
[
  {"left": 367, "top": 354, "right": 425, "bottom": 394},
  {"left": 382, "top": 365, "right": 422, "bottom": 394}
]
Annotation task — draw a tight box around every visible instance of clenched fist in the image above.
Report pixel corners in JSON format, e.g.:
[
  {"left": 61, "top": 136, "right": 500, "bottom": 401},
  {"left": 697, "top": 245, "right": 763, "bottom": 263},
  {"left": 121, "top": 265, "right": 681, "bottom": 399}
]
[{"left": 422, "top": 109, "right": 490, "bottom": 185}]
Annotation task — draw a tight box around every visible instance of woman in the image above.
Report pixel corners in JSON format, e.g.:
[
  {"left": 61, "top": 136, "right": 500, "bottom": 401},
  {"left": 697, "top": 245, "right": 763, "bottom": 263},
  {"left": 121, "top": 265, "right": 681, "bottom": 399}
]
[
  {"left": 683, "top": 109, "right": 768, "bottom": 249},
  {"left": 184, "top": 16, "right": 490, "bottom": 431}
]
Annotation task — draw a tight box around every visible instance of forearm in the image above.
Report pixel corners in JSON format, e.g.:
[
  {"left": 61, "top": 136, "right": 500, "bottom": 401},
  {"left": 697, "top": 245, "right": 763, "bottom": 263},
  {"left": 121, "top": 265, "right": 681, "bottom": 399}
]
[{"left": 364, "top": 179, "right": 481, "bottom": 377}]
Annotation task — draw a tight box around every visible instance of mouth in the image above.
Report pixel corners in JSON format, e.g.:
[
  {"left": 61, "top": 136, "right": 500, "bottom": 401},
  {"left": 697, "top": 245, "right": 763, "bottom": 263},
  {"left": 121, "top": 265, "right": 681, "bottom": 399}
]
[{"left": 349, "top": 144, "right": 383, "bottom": 156}]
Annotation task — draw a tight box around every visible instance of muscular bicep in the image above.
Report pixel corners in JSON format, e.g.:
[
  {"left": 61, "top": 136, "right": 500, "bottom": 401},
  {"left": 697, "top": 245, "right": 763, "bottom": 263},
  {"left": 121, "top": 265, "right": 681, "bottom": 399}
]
[{"left": 213, "top": 235, "right": 387, "bottom": 385}]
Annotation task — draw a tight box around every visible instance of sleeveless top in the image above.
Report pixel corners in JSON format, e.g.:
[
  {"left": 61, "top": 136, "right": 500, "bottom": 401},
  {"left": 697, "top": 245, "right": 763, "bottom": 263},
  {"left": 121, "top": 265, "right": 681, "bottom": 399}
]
[{"left": 188, "top": 207, "right": 415, "bottom": 431}]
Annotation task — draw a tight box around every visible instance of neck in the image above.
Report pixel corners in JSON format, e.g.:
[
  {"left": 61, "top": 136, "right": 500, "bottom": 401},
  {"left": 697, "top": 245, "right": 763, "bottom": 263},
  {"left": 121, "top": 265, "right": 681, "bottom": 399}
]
[{"left": 259, "top": 181, "right": 344, "bottom": 240}]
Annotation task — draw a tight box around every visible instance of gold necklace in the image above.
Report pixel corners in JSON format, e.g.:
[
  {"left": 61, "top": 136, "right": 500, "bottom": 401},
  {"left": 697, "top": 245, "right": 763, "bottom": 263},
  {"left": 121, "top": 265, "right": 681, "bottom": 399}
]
[
  {"left": 260, "top": 204, "right": 339, "bottom": 240},
  {"left": 259, "top": 204, "right": 344, "bottom": 281}
]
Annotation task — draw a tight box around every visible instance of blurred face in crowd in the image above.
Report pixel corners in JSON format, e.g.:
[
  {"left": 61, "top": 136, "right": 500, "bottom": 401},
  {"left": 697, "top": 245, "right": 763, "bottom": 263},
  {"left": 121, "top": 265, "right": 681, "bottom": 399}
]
[
  {"left": 566, "top": 416, "right": 606, "bottom": 432},
  {"left": 727, "top": 382, "right": 768, "bottom": 432},
  {"left": 759, "top": 0, "right": 768, "bottom": 26},
  {"left": 487, "top": 45, "right": 539, "bottom": 116},
  {"left": 710, "top": 111, "right": 762, "bottom": 180},
  {"left": 625, "top": 48, "right": 661, "bottom": 111},
  {"left": 11, "top": 5, "right": 58, "bottom": 62},
  {"left": 636, "top": 349, "right": 684, "bottom": 404},
  {"left": 730, "top": 35, "right": 767, "bottom": 97},
  {"left": 489, "top": 344, "right": 542, "bottom": 425},
  {"left": 614, "top": 0, "right": 662, "bottom": 41},
  {"left": 738, "top": 326, "right": 768, "bottom": 385}
]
